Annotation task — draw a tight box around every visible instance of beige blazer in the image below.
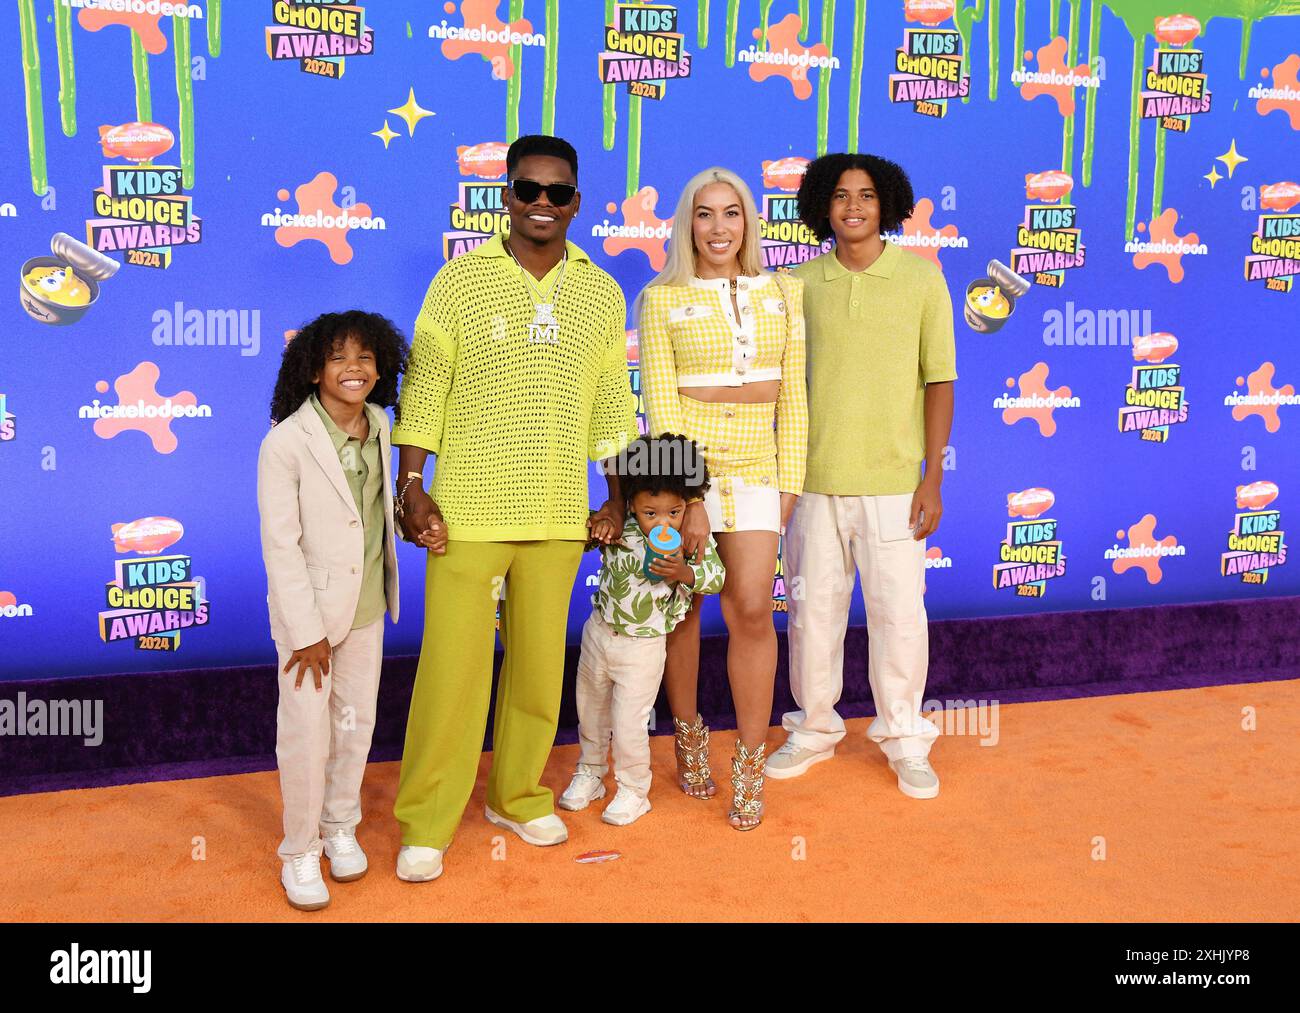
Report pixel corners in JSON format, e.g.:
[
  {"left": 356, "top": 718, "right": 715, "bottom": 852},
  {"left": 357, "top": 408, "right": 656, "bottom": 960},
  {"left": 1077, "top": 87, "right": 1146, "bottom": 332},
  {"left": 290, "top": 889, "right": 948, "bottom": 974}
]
[{"left": 257, "top": 398, "right": 400, "bottom": 650}]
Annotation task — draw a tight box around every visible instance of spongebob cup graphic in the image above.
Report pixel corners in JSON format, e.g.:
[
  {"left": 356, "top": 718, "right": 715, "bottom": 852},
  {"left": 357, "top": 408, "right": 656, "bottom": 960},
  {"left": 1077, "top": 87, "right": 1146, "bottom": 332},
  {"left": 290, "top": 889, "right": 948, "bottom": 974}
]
[
  {"left": 20, "top": 232, "right": 120, "bottom": 325},
  {"left": 964, "top": 259, "right": 1031, "bottom": 334}
]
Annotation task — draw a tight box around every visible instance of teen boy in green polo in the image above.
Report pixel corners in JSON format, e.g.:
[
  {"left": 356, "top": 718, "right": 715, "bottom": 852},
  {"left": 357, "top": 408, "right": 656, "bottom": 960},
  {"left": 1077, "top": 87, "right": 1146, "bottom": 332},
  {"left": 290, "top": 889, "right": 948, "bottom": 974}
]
[{"left": 768, "top": 153, "right": 956, "bottom": 799}]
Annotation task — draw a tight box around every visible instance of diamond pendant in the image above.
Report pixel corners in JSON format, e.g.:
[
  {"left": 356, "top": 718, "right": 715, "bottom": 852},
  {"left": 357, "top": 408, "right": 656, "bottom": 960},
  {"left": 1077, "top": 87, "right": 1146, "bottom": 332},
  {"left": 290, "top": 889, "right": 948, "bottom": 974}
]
[{"left": 526, "top": 302, "right": 561, "bottom": 344}]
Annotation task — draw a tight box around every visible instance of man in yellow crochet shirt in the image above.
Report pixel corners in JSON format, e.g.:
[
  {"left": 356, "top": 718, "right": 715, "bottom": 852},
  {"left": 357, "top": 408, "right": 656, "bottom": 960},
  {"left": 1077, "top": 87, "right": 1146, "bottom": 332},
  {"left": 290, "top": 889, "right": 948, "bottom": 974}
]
[{"left": 389, "top": 136, "right": 639, "bottom": 883}]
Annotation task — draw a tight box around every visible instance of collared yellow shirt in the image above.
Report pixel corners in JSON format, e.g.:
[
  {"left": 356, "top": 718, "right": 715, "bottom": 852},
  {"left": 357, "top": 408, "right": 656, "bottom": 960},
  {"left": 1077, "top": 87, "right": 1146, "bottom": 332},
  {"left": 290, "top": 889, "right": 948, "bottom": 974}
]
[
  {"left": 393, "top": 233, "right": 639, "bottom": 541},
  {"left": 310, "top": 394, "right": 388, "bottom": 628},
  {"left": 793, "top": 242, "right": 957, "bottom": 496}
]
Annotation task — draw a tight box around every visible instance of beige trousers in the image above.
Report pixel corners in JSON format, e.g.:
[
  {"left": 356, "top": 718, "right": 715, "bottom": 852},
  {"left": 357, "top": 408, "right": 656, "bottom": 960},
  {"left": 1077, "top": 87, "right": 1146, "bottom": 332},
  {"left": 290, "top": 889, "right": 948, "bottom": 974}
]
[
  {"left": 574, "top": 611, "right": 667, "bottom": 797},
  {"left": 783, "top": 492, "right": 939, "bottom": 761},
  {"left": 275, "top": 617, "right": 384, "bottom": 859}
]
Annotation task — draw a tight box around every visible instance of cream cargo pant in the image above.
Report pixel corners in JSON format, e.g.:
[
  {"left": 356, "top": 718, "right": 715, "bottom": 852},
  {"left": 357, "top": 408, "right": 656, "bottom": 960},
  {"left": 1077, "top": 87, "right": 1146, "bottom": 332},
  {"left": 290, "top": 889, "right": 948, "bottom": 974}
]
[
  {"left": 783, "top": 492, "right": 939, "bottom": 760},
  {"left": 574, "top": 610, "right": 667, "bottom": 797},
  {"left": 275, "top": 617, "right": 384, "bottom": 859}
]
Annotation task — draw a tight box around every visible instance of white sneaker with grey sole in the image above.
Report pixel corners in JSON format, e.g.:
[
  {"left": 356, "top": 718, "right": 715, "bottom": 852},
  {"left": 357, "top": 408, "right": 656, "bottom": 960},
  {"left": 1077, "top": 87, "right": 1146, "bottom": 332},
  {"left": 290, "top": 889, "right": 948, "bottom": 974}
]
[
  {"left": 601, "top": 786, "right": 651, "bottom": 826},
  {"left": 484, "top": 806, "right": 569, "bottom": 846},
  {"left": 322, "top": 828, "right": 368, "bottom": 882},
  {"left": 891, "top": 756, "right": 940, "bottom": 799},
  {"left": 765, "top": 740, "right": 835, "bottom": 780},
  {"left": 396, "top": 845, "right": 444, "bottom": 882},
  {"left": 281, "top": 850, "right": 330, "bottom": 911},
  {"left": 558, "top": 766, "right": 607, "bottom": 811}
]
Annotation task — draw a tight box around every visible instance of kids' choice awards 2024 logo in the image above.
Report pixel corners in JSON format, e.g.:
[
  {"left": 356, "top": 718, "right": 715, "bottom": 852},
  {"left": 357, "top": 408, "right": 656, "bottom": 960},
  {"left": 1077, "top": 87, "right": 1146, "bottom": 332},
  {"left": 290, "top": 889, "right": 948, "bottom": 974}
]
[
  {"left": 265, "top": 0, "right": 375, "bottom": 79},
  {"left": 598, "top": 3, "right": 691, "bottom": 100},
  {"left": 1246, "top": 182, "right": 1300, "bottom": 293},
  {"left": 995, "top": 488, "right": 1067, "bottom": 598},
  {"left": 99, "top": 516, "right": 209, "bottom": 652},
  {"left": 888, "top": 1, "right": 969, "bottom": 118},
  {"left": 1011, "top": 170, "right": 1085, "bottom": 290},
  {"left": 89, "top": 159, "right": 201, "bottom": 271},
  {"left": 1119, "top": 332, "right": 1189, "bottom": 443},
  {"left": 1222, "top": 482, "right": 1287, "bottom": 586},
  {"left": 1142, "top": 15, "right": 1210, "bottom": 134},
  {"left": 759, "top": 157, "right": 831, "bottom": 268},
  {"left": 0, "top": 392, "right": 13, "bottom": 443}
]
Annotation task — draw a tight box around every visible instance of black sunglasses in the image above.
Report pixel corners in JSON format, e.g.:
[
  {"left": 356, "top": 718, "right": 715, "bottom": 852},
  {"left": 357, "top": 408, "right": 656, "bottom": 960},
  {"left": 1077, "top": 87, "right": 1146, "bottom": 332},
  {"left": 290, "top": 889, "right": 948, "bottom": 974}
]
[{"left": 509, "top": 178, "right": 578, "bottom": 207}]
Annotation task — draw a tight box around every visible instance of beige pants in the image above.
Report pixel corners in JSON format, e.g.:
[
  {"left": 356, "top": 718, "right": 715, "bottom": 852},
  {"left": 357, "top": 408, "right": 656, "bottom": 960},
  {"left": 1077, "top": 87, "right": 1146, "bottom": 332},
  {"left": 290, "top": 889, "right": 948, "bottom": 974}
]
[
  {"left": 574, "top": 611, "right": 667, "bottom": 797},
  {"left": 784, "top": 492, "right": 939, "bottom": 761},
  {"left": 275, "top": 617, "right": 384, "bottom": 859}
]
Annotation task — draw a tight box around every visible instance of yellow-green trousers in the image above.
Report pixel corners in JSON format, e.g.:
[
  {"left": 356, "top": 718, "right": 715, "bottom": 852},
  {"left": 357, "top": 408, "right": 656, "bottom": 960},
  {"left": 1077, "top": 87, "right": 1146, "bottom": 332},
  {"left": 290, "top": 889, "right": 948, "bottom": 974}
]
[{"left": 394, "top": 539, "right": 584, "bottom": 849}]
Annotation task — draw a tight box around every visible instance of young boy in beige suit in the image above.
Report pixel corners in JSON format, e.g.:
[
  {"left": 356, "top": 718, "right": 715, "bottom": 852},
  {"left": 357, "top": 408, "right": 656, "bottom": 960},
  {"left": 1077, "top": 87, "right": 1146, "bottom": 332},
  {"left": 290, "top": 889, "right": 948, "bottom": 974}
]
[{"left": 257, "top": 311, "right": 407, "bottom": 910}]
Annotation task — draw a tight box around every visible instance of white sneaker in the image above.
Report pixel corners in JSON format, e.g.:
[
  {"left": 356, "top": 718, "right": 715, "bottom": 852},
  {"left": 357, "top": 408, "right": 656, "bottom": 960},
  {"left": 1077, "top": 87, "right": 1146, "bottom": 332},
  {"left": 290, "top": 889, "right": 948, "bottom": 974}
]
[
  {"left": 396, "top": 845, "right": 444, "bottom": 883},
  {"left": 281, "top": 850, "right": 329, "bottom": 911},
  {"left": 891, "top": 756, "right": 940, "bottom": 799},
  {"left": 558, "top": 766, "right": 607, "bottom": 811},
  {"left": 321, "top": 828, "right": 367, "bottom": 882},
  {"left": 484, "top": 806, "right": 569, "bottom": 846},
  {"left": 601, "top": 786, "right": 651, "bottom": 826},
  {"left": 765, "top": 739, "right": 835, "bottom": 780}
]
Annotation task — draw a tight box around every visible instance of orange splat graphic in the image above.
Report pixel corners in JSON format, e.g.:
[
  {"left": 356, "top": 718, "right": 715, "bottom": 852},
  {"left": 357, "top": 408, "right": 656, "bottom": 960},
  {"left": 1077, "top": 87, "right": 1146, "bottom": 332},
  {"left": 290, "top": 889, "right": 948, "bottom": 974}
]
[
  {"left": 1257, "top": 55, "right": 1300, "bottom": 130},
  {"left": 1132, "top": 209, "right": 1198, "bottom": 283},
  {"left": 602, "top": 188, "right": 672, "bottom": 271},
  {"left": 897, "top": 197, "right": 959, "bottom": 269},
  {"left": 77, "top": 9, "right": 169, "bottom": 55},
  {"left": 1002, "top": 362, "right": 1072, "bottom": 437},
  {"left": 1019, "top": 37, "right": 1090, "bottom": 116},
  {"left": 749, "top": 15, "right": 829, "bottom": 100},
  {"left": 0, "top": 592, "right": 16, "bottom": 609},
  {"left": 274, "top": 172, "right": 373, "bottom": 266},
  {"left": 1113, "top": 514, "right": 1178, "bottom": 584},
  {"left": 922, "top": 545, "right": 946, "bottom": 594},
  {"left": 441, "top": 0, "right": 532, "bottom": 81},
  {"left": 92, "top": 362, "right": 198, "bottom": 455},
  {"left": 1231, "top": 362, "right": 1295, "bottom": 433}
]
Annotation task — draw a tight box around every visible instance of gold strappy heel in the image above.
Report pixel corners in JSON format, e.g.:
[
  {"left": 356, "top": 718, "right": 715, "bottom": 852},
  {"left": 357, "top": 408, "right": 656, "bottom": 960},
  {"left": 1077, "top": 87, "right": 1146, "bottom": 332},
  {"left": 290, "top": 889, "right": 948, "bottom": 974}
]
[
  {"left": 728, "top": 740, "right": 766, "bottom": 831},
  {"left": 673, "top": 714, "right": 716, "bottom": 799}
]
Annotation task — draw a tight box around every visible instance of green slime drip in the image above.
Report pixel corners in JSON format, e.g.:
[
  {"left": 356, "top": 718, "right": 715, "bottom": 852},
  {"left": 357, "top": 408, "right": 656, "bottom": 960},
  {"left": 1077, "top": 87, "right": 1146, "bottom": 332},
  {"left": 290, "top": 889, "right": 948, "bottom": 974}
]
[
  {"left": 847, "top": 0, "right": 867, "bottom": 150},
  {"left": 725, "top": 0, "right": 739, "bottom": 67},
  {"left": 800, "top": 0, "right": 810, "bottom": 40},
  {"left": 542, "top": 0, "right": 559, "bottom": 134},
  {"left": 759, "top": 0, "right": 776, "bottom": 50},
  {"left": 1081, "top": 0, "right": 1101, "bottom": 185},
  {"left": 174, "top": 15, "right": 194, "bottom": 188},
  {"left": 1050, "top": 1, "right": 1060, "bottom": 37},
  {"left": 54, "top": 0, "right": 76, "bottom": 136},
  {"left": 131, "top": 30, "right": 152, "bottom": 123},
  {"left": 1061, "top": 0, "right": 1080, "bottom": 175},
  {"left": 19, "top": 0, "right": 47, "bottom": 196},
  {"left": 627, "top": 94, "right": 642, "bottom": 198},
  {"left": 505, "top": 0, "right": 524, "bottom": 141},
  {"left": 988, "top": 0, "right": 999, "bottom": 100},
  {"left": 698, "top": 0, "right": 709, "bottom": 47},
  {"left": 953, "top": 1, "right": 986, "bottom": 104},
  {"left": 1125, "top": 33, "right": 1143, "bottom": 240},
  {"left": 603, "top": 0, "right": 616, "bottom": 149},
  {"left": 816, "top": 0, "right": 836, "bottom": 156},
  {"left": 207, "top": 0, "right": 221, "bottom": 57},
  {"left": 1014, "top": 0, "right": 1025, "bottom": 72}
]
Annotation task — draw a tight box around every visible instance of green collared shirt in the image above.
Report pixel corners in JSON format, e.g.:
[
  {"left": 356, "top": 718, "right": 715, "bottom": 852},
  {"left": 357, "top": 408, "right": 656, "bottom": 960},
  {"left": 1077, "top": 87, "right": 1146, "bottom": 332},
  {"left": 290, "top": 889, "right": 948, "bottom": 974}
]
[
  {"left": 792, "top": 241, "right": 957, "bottom": 496},
  {"left": 311, "top": 394, "right": 387, "bottom": 628}
]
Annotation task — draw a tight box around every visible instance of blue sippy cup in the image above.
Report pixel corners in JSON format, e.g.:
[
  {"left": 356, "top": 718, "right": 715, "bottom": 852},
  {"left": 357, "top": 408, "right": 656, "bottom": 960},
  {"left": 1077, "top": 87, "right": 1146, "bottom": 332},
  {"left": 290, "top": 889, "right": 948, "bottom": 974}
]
[{"left": 642, "top": 524, "right": 683, "bottom": 583}]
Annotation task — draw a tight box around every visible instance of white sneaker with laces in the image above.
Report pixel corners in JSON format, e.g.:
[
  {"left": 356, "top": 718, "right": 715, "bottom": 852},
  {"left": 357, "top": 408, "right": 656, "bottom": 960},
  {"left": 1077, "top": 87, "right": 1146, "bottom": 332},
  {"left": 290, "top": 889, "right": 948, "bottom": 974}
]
[
  {"left": 484, "top": 806, "right": 569, "bottom": 846},
  {"left": 281, "top": 850, "right": 330, "bottom": 911},
  {"left": 765, "top": 739, "right": 835, "bottom": 780},
  {"left": 396, "top": 845, "right": 444, "bottom": 883},
  {"left": 891, "top": 756, "right": 940, "bottom": 799},
  {"left": 321, "top": 828, "right": 368, "bottom": 881},
  {"left": 601, "top": 786, "right": 652, "bottom": 826},
  {"left": 558, "top": 766, "right": 607, "bottom": 811}
]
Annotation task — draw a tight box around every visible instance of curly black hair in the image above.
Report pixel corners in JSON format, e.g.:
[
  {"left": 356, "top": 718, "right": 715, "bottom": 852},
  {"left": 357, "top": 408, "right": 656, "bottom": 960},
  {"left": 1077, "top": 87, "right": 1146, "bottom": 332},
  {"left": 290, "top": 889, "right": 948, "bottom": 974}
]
[
  {"left": 617, "top": 433, "right": 711, "bottom": 505},
  {"left": 269, "top": 310, "right": 409, "bottom": 425},
  {"left": 796, "top": 153, "right": 916, "bottom": 243}
]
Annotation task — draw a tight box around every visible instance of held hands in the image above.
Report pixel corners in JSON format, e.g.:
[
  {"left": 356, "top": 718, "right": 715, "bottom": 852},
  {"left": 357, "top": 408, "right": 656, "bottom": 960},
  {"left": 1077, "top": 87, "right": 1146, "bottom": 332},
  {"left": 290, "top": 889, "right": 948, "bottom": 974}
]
[
  {"left": 401, "top": 486, "right": 448, "bottom": 554},
  {"left": 587, "top": 498, "right": 626, "bottom": 546},
  {"left": 909, "top": 473, "right": 943, "bottom": 540},
  {"left": 679, "top": 500, "right": 710, "bottom": 563},
  {"left": 285, "top": 636, "right": 332, "bottom": 691},
  {"left": 779, "top": 492, "right": 798, "bottom": 536},
  {"left": 649, "top": 547, "right": 696, "bottom": 586}
]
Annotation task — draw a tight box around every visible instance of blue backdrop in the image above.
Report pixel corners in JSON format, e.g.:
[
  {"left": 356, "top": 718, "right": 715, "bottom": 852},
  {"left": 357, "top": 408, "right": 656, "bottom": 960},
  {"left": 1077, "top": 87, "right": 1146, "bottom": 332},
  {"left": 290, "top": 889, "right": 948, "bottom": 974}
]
[{"left": 2, "top": 0, "right": 1297, "bottom": 679}]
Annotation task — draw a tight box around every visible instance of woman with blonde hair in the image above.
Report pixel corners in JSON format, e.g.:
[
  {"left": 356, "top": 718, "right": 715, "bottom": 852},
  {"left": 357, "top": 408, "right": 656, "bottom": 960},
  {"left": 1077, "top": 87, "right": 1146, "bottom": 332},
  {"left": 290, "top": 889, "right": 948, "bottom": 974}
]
[{"left": 636, "top": 167, "right": 807, "bottom": 830}]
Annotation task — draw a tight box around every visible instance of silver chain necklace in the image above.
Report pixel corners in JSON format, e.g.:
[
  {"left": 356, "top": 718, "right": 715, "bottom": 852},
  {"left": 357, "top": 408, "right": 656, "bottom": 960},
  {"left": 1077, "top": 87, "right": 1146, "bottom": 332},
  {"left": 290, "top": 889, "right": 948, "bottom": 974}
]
[{"left": 504, "top": 238, "right": 567, "bottom": 343}]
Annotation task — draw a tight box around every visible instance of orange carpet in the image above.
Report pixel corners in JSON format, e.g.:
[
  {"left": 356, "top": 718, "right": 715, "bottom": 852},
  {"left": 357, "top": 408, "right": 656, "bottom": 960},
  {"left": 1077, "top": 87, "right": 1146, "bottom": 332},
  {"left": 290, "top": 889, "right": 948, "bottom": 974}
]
[{"left": 2, "top": 680, "right": 1297, "bottom": 922}]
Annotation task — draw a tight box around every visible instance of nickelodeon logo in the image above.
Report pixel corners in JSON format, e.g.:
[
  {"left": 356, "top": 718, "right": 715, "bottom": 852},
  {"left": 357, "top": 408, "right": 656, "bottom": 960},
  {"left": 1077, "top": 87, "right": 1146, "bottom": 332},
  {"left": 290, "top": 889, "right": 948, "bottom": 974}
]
[{"left": 0, "top": 590, "right": 33, "bottom": 619}]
